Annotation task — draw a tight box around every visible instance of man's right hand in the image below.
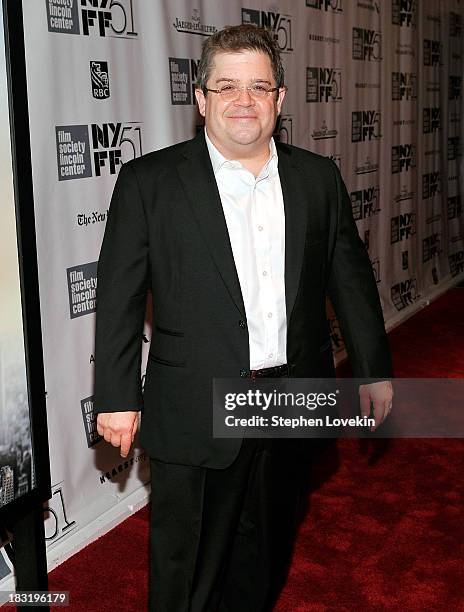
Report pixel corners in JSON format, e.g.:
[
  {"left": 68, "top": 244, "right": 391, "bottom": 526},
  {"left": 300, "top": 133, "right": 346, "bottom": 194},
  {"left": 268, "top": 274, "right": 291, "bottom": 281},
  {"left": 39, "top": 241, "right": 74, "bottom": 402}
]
[{"left": 96, "top": 411, "right": 139, "bottom": 458}]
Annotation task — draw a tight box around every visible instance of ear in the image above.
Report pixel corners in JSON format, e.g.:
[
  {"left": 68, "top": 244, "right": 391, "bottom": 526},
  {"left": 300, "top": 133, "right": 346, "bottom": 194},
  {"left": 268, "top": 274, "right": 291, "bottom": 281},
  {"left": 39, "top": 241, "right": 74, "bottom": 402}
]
[
  {"left": 195, "top": 88, "right": 206, "bottom": 117},
  {"left": 276, "top": 86, "right": 286, "bottom": 115}
]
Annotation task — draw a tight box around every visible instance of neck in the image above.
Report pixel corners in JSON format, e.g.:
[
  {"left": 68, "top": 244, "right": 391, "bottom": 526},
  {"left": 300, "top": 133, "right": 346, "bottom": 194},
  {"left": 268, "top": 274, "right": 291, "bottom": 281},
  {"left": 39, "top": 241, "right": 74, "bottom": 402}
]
[{"left": 206, "top": 131, "right": 271, "bottom": 177}]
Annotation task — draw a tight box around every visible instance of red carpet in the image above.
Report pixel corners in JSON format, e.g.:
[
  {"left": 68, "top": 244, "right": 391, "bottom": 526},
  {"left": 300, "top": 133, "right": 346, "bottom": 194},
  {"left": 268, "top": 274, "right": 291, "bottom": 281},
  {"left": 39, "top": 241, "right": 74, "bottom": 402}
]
[{"left": 48, "top": 287, "right": 464, "bottom": 611}]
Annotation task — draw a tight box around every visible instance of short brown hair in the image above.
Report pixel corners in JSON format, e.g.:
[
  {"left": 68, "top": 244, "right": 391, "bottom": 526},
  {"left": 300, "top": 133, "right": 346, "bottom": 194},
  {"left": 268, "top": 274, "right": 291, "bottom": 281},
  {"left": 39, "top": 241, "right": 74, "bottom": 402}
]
[{"left": 197, "top": 24, "right": 284, "bottom": 92}]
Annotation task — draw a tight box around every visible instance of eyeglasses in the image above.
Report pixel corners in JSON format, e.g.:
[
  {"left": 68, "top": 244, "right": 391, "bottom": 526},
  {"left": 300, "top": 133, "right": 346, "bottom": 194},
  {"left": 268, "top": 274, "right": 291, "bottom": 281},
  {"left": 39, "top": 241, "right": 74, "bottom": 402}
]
[{"left": 204, "top": 83, "right": 286, "bottom": 101}]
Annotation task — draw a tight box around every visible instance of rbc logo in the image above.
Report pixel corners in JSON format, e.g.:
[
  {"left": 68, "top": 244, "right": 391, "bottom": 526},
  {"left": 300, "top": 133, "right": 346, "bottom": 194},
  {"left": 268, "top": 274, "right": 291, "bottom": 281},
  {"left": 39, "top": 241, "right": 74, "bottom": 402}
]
[{"left": 90, "top": 61, "right": 110, "bottom": 99}]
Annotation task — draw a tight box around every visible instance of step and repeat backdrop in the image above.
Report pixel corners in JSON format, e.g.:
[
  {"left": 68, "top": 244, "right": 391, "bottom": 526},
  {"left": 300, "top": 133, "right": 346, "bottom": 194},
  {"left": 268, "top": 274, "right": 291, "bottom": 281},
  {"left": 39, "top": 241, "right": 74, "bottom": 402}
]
[{"left": 1, "top": 0, "right": 461, "bottom": 577}]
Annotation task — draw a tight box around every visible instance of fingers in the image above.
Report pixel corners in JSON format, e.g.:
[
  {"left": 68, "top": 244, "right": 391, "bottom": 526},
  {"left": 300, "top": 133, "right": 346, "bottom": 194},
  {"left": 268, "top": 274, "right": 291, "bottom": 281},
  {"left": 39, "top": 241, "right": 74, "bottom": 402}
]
[
  {"left": 359, "top": 389, "right": 371, "bottom": 419},
  {"left": 96, "top": 412, "right": 137, "bottom": 457}
]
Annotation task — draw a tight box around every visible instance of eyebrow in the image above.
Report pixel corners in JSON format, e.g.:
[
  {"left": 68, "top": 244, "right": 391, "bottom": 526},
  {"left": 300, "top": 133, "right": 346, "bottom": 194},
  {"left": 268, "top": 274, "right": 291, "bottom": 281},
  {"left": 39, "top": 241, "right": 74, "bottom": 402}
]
[{"left": 214, "top": 78, "right": 273, "bottom": 85}]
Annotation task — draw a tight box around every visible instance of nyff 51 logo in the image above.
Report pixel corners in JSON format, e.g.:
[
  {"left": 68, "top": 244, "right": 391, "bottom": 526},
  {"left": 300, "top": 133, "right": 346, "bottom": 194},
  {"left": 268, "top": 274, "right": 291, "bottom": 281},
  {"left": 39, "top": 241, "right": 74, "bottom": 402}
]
[
  {"left": 307, "top": 0, "right": 343, "bottom": 11},
  {"left": 391, "top": 278, "right": 418, "bottom": 311},
  {"left": 352, "top": 28, "right": 381, "bottom": 61},
  {"left": 242, "top": 9, "right": 293, "bottom": 52},
  {"left": 392, "top": 144, "right": 416, "bottom": 173},
  {"left": 350, "top": 186, "right": 380, "bottom": 220},
  {"left": 352, "top": 111, "right": 381, "bottom": 142},
  {"left": 274, "top": 115, "right": 293, "bottom": 144},
  {"left": 90, "top": 61, "right": 109, "bottom": 99},
  {"left": 423, "top": 39, "right": 441, "bottom": 66},
  {"left": 392, "top": 0, "right": 417, "bottom": 27},
  {"left": 449, "top": 76, "right": 462, "bottom": 100},
  {"left": 391, "top": 212, "right": 416, "bottom": 243},
  {"left": 46, "top": 0, "right": 137, "bottom": 38},
  {"left": 422, "top": 172, "right": 441, "bottom": 199},
  {"left": 56, "top": 122, "right": 142, "bottom": 181},
  {"left": 392, "top": 72, "right": 417, "bottom": 100},
  {"left": 423, "top": 107, "right": 441, "bottom": 133},
  {"left": 307, "top": 67, "right": 342, "bottom": 103},
  {"left": 422, "top": 233, "right": 442, "bottom": 263}
]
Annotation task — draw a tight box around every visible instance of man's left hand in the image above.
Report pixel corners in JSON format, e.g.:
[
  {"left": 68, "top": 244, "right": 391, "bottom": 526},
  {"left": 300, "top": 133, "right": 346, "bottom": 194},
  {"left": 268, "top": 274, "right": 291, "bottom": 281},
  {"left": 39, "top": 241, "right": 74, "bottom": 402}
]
[{"left": 359, "top": 380, "right": 393, "bottom": 431}]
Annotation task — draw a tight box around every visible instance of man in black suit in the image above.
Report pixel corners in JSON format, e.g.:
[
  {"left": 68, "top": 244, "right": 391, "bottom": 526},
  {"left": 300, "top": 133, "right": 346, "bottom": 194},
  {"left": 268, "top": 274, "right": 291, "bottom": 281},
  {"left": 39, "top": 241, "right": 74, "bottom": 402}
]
[{"left": 94, "top": 24, "right": 393, "bottom": 612}]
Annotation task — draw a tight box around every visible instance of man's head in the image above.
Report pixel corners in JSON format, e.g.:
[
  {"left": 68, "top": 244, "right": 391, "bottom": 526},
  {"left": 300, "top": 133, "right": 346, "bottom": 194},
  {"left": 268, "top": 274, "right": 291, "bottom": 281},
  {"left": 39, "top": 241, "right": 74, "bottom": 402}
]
[{"left": 195, "top": 25, "right": 286, "bottom": 159}]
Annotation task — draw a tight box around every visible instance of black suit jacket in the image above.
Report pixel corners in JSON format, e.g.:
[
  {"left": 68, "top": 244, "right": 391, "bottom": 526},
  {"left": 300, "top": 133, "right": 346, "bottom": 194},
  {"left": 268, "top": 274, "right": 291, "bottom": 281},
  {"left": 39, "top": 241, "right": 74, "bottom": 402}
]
[{"left": 93, "top": 130, "right": 392, "bottom": 468}]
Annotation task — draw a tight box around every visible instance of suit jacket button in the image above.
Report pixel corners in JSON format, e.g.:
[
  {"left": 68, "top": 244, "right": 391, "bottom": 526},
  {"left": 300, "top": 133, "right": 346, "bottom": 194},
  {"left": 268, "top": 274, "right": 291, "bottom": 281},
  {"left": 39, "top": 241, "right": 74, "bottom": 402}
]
[
  {"left": 239, "top": 320, "right": 246, "bottom": 329},
  {"left": 240, "top": 369, "right": 248, "bottom": 378}
]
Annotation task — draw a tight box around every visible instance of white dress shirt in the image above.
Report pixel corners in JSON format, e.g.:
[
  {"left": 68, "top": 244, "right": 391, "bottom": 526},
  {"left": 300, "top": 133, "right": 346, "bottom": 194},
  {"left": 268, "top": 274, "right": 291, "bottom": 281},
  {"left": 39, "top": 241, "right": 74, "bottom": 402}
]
[{"left": 204, "top": 129, "right": 287, "bottom": 370}]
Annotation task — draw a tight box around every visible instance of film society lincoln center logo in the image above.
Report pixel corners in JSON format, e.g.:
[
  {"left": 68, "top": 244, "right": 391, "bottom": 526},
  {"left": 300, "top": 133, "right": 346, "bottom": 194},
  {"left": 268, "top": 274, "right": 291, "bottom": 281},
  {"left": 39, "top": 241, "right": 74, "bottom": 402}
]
[
  {"left": 81, "top": 395, "right": 101, "bottom": 447},
  {"left": 67, "top": 261, "right": 97, "bottom": 319},
  {"left": 55, "top": 123, "right": 142, "bottom": 180},
  {"left": 45, "top": 0, "right": 137, "bottom": 37}
]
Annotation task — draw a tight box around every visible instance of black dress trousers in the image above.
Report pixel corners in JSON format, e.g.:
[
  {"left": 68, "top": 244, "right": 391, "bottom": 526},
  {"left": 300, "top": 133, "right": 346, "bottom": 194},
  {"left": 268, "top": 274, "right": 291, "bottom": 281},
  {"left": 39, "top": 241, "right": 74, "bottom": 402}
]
[{"left": 148, "top": 436, "right": 297, "bottom": 612}]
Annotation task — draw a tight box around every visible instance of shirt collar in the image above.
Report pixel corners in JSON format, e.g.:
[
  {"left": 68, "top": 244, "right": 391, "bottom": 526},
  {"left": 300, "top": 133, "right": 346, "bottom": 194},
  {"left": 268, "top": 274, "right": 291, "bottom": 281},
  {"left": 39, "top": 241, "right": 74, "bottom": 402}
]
[{"left": 204, "top": 128, "right": 278, "bottom": 178}]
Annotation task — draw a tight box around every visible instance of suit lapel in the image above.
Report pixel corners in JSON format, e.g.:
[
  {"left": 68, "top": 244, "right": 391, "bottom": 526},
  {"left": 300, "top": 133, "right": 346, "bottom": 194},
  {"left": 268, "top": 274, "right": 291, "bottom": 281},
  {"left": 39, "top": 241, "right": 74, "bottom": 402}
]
[
  {"left": 277, "top": 145, "right": 310, "bottom": 324},
  {"left": 177, "top": 132, "right": 246, "bottom": 318}
]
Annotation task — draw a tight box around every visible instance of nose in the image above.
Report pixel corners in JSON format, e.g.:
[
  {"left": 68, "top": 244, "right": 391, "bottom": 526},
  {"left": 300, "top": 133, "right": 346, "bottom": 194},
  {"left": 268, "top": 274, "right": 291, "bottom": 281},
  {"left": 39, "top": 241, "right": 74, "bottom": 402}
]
[{"left": 234, "top": 87, "right": 254, "bottom": 105}]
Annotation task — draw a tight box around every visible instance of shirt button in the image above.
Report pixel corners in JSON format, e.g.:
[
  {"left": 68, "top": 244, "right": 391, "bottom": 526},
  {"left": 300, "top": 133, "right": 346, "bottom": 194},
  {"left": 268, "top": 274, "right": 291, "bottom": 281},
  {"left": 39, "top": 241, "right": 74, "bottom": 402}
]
[
  {"left": 240, "top": 369, "right": 248, "bottom": 378},
  {"left": 262, "top": 271, "right": 268, "bottom": 277},
  {"left": 267, "top": 312, "right": 273, "bottom": 318},
  {"left": 258, "top": 225, "right": 263, "bottom": 231},
  {"left": 238, "top": 320, "right": 246, "bottom": 329},
  {"left": 268, "top": 353, "right": 274, "bottom": 358}
]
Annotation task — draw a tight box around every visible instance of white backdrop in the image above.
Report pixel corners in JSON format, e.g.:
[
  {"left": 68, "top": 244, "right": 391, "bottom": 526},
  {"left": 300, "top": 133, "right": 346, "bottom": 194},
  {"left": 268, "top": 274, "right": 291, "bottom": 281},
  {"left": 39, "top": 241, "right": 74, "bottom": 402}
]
[{"left": 1, "top": 0, "right": 462, "bottom": 584}]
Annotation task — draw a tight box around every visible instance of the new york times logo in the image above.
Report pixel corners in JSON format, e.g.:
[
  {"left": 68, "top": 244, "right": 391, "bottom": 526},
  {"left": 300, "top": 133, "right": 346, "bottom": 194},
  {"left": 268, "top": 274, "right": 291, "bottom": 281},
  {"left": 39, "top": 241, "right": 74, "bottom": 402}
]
[
  {"left": 90, "top": 61, "right": 109, "bottom": 99},
  {"left": 423, "top": 40, "right": 441, "bottom": 67},
  {"left": 392, "top": 144, "right": 416, "bottom": 174},
  {"left": 169, "top": 58, "right": 199, "bottom": 105},
  {"left": 391, "top": 278, "right": 418, "bottom": 311},
  {"left": 392, "top": 0, "right": 417, "bottom": 27},
  {"left": 392, "top": 72, "right": 417, "bottom": 100},
  {"left": 46, "top": 0, "right": 137, "bottom": 37},
  {"left": 173, "top": 8, "right": 217, "bottom": 36},
  {"left": 449, "top": 76, "right": 462, "bottom": 100},
  {"left": 352, "top": 111, "right": 381, "bottom": 142},
  {"left": 306, "top": 0, "right": 343, "bottom": 12},
  {"left": 450, "top": 12, "right": 462, "bottom": 37},
  {"left": 422, "top": 233, "right": 442, "bottom": 263},
  {"left": 77, "top": 210, "right": 107, "bottom": 227},
  {"left": 352, "top": 28, "right": 382, "bottom": 61},
  {"left": 448, "top": 195, "right": 462, "bottom": 220},
  {"left": 307, "top": 68, "right": 342, "bottom": 103},
  {"left": 448, "top": 137, "right": 461, "bottom": 161},
  {"left": 81, "top": 396, "right": 101, "bottom": 447},
  {"left": 242, "top": 9, "right": 293, "bottom": 53},
  {"left": 391, "top": 213, "right": 416, "bottom": 244},
  {"left": 67, "top": 261, "right": 97, "bottom": 319},
  {"left": 423, "top": 107, "right": 441, "bottom": 133},
  {"left": 422, "top": 172, "right": 441, "bottom": 200},
  {"left": 274, "top": 115, "right": 293, "bottom": 144},
  {"left": 449, "top": 251, "right": 464, "bottom": 277},
  {"left": 350, "top": 186, "right": 380, "bottom": 220},
  {"left": 56, "top": 123, "right": 142, "bottom": 180}
]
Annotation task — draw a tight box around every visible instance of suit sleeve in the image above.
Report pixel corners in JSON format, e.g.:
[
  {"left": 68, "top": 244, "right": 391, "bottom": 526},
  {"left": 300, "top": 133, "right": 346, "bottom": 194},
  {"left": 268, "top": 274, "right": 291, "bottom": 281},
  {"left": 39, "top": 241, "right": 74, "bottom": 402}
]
[
  {"left": 326, "top": 160, "right": 393, "bottom": 379},
  {"left": 93, "top": 162, "right": 149, "bottom": 413}
]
